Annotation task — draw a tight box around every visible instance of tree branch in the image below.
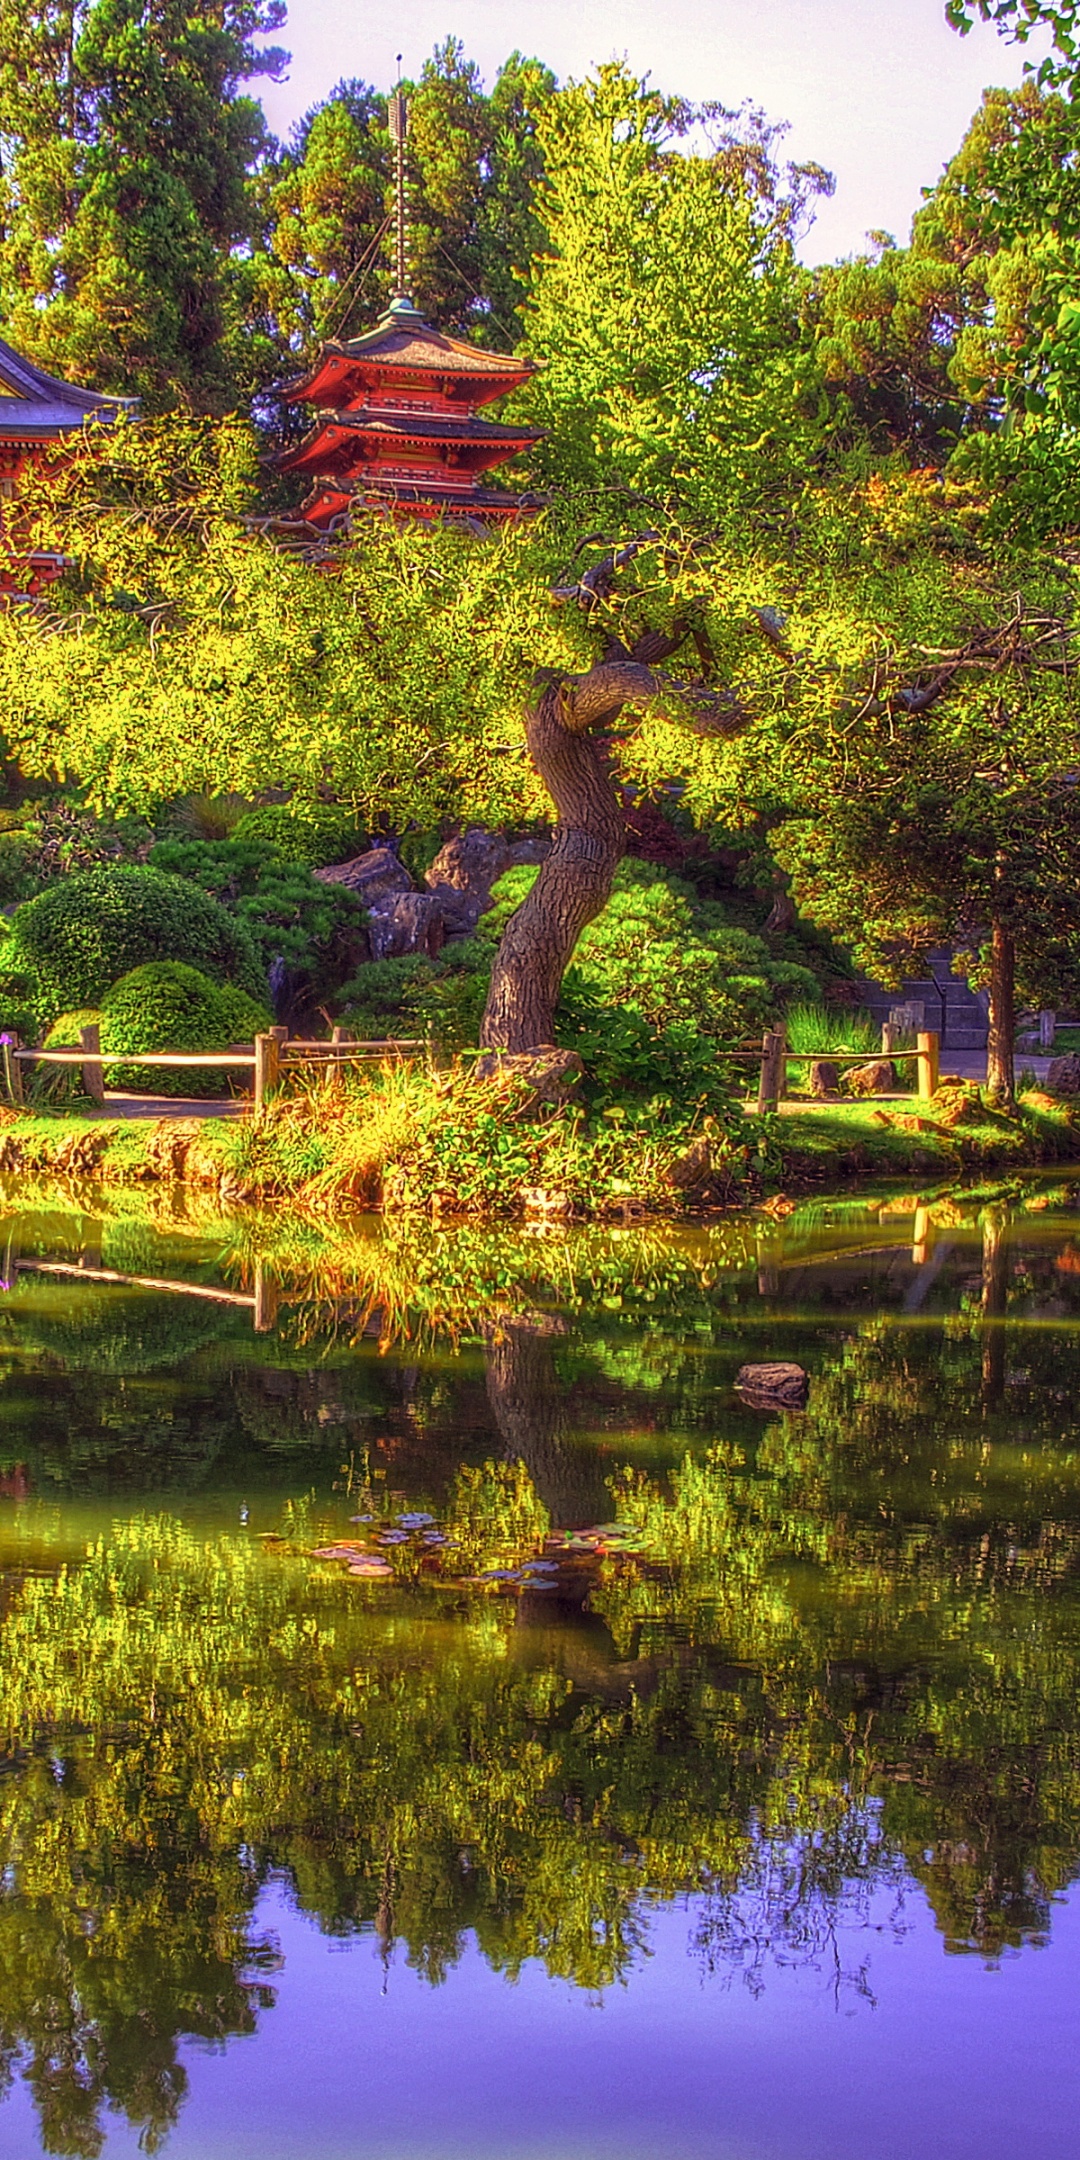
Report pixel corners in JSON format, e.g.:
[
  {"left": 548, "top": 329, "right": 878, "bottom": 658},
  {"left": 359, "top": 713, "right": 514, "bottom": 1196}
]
[{"left": 557, "top": 658, "right": 749, "bottom": 737}]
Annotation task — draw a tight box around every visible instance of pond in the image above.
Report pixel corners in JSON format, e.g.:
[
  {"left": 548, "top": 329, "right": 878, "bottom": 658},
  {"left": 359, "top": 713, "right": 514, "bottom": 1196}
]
[{"left": 0, "top": 1180, "right": 1078, "bottom": 2159}]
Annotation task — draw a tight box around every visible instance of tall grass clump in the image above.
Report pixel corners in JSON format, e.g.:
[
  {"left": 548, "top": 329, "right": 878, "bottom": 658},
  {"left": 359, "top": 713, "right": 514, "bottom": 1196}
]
[
  {"left": 213, "top": 1058, "right": 740, "bottom": 1219},
  {"left": 783, "top": 1004, "right": 880, "bottom": 1056}
]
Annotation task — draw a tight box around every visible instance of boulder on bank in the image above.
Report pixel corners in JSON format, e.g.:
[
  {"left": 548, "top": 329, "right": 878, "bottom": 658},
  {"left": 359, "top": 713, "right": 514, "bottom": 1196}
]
[
  {"left": 316, "top": 828, "right": 552, "bottom": 960},
  {"left": 314, "top": 846, "right": 412, "bottom": 909},
  {"left": 367, "top": 892, "right": 446, "bottom": 962},
  {"left": 846, "top": 1058, "right": 896, "bottom": 1096},
  {"left": 424, "top": 826, "right": 550, "bottom": 936},
  {"left": 809, "top": 1058, "right": 841, "bottom": 1098},
  {"left": 667, "top": 1136, "right": 712, "bottom": 1191},
  {"left": 1046, "top": 1053, "right": 1080, "bottom": 1097}
]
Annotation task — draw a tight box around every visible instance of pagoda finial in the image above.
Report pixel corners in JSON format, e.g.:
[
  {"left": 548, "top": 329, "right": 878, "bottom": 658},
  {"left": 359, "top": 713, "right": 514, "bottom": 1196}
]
[{"left": 389, "top": 61, "right": 410, "bottom": 303}]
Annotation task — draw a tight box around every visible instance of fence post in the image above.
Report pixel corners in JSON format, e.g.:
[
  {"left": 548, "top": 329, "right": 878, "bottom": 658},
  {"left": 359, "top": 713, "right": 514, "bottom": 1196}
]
[
  {"left": 328, "top": 1024, "right": 352, "bottom": 1097},
  {"left": 916, "top": 1029, "right": 939, "bottom": 1100},
  {"left": 1039, "top": 1009, "right": 1056, "bottom": 1051},
  {"left": 881, "top": 1021, "right": 898, "bottom": 1055},
  {"left": 254, "top": 1032, "right": 279, "bottom": 1114},
  {"left": 2, "top": 1036, "right": 22, "bottom": 1107},
  {"left": 757, "top": 1027, "right": 786, "bottom": 1115},
  {"left": 79, "top": 1022, "right": 106, "bottom": 1106},
  {"left": 253, "top": 1262, "right": 278, "bottom": 1333}
]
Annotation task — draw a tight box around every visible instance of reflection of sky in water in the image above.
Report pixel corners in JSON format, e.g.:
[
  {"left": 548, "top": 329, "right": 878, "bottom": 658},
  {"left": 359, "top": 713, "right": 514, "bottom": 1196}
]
[{"left": 1, "top": 1881, "right": 1077, "bottom": 2160}]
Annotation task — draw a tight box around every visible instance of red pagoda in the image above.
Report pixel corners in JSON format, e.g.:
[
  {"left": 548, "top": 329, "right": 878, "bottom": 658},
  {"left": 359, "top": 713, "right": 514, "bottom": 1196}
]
[
  {"left": 274, "top": 292, "right": 541, "bottom": 530},
  {"left": 0, "top": 334, "right": 130, "bottom": 596},
  {"left": 271, "top": 85, "right": 540, "bottom": 533}
]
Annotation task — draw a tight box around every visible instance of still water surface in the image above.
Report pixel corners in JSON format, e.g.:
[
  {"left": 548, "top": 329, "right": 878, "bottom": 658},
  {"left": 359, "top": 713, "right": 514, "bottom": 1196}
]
[{"left": 0, "top": 1182, "right": 1078, "bottom": 2158}]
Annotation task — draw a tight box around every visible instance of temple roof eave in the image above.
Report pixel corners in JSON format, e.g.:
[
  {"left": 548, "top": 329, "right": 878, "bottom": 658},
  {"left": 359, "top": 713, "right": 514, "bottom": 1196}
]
[
  {"left": 301, "top": 475, "right": 536, "bottom": 520},
  {"left": 272, "top": 409, "right": 543, "bottom": 476},
  {"left": 280, "top": 313, "right": 539, "bottom": 405},
  {"left": 0, "top": 335, "right": 136, "bottom": 422}
]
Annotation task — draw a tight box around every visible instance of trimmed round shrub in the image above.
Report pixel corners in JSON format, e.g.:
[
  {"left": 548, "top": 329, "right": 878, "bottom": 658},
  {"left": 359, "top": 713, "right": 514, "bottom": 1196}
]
[
  {"left": 232, "top": 802, "right": 363, "bottom": 868},
  {"left": 44, "top": 1007, "right": 106, "bottom": 1048},
  {"left": 100, "top": 962, "right": 271, "bottom": 1097},
  {"left": 6, "top": 864, "right": 266, "bottom": 1028}
]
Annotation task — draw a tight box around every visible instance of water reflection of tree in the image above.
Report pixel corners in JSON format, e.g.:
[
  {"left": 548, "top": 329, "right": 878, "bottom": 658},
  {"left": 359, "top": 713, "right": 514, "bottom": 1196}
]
[{"left": 1, "top": 1194, "right": 1080, "bottom": 2148}]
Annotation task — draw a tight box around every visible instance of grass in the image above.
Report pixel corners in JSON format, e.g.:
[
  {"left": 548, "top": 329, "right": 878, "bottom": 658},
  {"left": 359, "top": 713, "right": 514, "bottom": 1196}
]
[
  {"left": 782, "top": 1002, "right": 880, "bottom": 1057},
  {"left": 0, "top": 1063, "right": 1076, "bottom": 1217}
]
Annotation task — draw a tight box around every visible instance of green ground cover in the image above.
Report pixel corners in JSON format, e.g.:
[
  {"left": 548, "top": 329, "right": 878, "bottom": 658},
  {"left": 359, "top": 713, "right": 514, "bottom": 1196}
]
[{"left": 0, "top": 1071, "right": 1075, "bottom": 1217}]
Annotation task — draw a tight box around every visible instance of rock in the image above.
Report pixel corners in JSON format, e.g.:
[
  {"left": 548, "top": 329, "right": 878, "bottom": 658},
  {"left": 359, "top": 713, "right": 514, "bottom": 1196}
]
[
  {"left": 473, "top": 1046, "right": 584, "bottom": 1109},
  {"left": 846, "top": 1058, "right": 896, "bottom": 1096},
  {"left": 667, "top": 1136, "right": 712, "bottom": 1191},
  {"left": 1047, "top": 1053, "right": 1080, "bottom": 1097},
  {"left": 808, "top": 1058, "right": 841, "bottom": 1098},
  {"left": 735, "top": 1361, "right": 809, "bottom": 1410},
  {"left": 314, "top": 845, "right": 413, "bottom": 908},
  {"left": 425, "top": 825, "right": 551, "bottom": 936},
  {"left": 367, "top": 891, "right": 445, "bottom": 962}
]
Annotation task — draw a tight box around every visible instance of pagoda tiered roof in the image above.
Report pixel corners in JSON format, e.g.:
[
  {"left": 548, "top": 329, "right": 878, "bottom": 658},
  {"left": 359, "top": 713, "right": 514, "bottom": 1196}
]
[
  {"left": 0, "top": 332, "right": 132, "bottom": 598},
  {"left": 272, "top": 293, "right": 541, "bottom": 530},
  {"left": 282, "top": 295, "right": 536, "bottom": 410}
]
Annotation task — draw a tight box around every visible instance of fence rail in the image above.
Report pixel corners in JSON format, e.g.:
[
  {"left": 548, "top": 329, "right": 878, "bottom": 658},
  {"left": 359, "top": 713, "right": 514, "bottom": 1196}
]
[
  {"left": 1, "top": 1023, "right": 424, "bottom": 1112},
  {"left": 0, "top": 1021, "right": 944, "bottom": 1117}
]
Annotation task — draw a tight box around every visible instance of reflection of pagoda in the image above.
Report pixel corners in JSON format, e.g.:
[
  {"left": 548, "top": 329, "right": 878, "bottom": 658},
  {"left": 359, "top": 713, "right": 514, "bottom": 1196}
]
[
  {"left": 271, "top": 87, "right": 540, "bottom": 531},
  {"left": 0, "top": 335, "right": 129, "bottom": 596}
]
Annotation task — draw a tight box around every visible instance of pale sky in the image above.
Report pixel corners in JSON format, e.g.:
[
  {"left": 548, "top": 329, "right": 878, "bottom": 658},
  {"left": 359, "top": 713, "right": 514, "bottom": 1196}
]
[{"left": 258, "top": 0, "right": 1048, "bottom": 263}]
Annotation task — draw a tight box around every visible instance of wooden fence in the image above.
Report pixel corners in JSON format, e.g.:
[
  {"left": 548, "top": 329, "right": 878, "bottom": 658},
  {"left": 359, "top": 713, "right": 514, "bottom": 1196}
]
[
  {"left": 0, "top": 1018, "right": 942, "bottom": 1117},
  {"left": 0, "top": 1022, "right": 422, "bottom": 1112},
  {"left": 742, "top": 1026, "right": 940, "bottom": 1113}
]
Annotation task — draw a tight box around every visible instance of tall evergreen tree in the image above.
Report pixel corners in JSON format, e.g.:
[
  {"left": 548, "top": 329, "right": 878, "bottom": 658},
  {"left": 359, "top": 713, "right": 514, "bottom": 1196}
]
[{"left": 0, "top": 0, "right": 287, "bottom": 410}]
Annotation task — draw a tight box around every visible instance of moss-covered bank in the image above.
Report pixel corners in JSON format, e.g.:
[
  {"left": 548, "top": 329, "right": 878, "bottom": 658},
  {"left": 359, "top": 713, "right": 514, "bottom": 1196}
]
[{"left": 0, "top": 1067, "right": 1077, "bottom": 1217}]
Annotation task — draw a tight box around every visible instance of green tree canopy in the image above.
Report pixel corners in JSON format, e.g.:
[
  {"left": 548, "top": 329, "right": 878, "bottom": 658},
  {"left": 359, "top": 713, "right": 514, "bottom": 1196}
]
[
  {"left": 515, "top": 62, "right": 833, "bottom": 524},
  {"left": 0, "top": 0, "right": 287, "bottom": 411}
]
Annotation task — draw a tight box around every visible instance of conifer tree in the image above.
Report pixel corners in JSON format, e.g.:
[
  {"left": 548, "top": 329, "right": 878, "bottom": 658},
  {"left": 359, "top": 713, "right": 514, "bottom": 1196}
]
[{"left": 0, "top": 0, "right": 287, "bottom": 410}]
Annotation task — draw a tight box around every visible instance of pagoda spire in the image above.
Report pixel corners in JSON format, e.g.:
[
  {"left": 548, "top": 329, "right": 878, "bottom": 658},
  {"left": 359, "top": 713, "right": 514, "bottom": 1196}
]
[
  {"left": 265, "top": 66, "right": 542, "bottom": 533},
  {"left": 389, "top": 61, "right": 410, "bottom": 304}
]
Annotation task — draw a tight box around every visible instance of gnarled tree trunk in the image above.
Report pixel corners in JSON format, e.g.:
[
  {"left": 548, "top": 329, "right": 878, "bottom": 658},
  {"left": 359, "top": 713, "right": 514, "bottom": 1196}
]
[
  {"left": 481, "top": 647, "right": 745, "bottom": 1054},
  {"left": 481, "top": 680, "right": 626, "bottom": 1052}
]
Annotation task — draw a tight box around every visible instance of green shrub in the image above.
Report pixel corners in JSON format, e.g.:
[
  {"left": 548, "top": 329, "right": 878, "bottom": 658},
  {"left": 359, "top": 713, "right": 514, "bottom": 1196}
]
[
  {"left": 44, "top": 1007, "right": 106, "bottom": 1047},
  {"left": 3, "top": 865, "right": 265, "bottom": 1029},
  {"left": 231, "top": 802, "right": 363, "bottom": 868},
  {"left": 0, "top": 827, "right": 42, "bottom": 907},
  {"left": 149, "top": 836, "right": 368, "bottom": 1006},
  {"left": 338, "top": 943, "right": 488, "bottom": 1053},
  {"left": 99, "top": 962, "right": 271, "bottom": 1097},
  {"left": 148, "top": 836, "right": 275, "bottom": 902},
  {"left": 558, "top": 995, "right": 739, "bottom": 1121}
]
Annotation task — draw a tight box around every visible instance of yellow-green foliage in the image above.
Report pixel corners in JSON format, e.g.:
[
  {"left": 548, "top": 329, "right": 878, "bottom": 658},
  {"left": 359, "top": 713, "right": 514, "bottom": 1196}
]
[
  {"left": 443, "top": 1460, "right": 551, "bottom": 1575},
  {"left": 211, "top": 1057, "right": 728, "bottom": 1216}
]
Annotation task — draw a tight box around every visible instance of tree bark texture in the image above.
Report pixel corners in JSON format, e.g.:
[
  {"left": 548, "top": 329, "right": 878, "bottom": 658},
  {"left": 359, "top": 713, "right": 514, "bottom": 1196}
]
[
  {"left": 481, "top": 680, "right": 626, "bottom": 1053},
  {"left": 481, "top": 652, "right": 745, "bottom": 1054},
  {"left": 986, "top": 915, "right": 1016, "bottom": 1104}
]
